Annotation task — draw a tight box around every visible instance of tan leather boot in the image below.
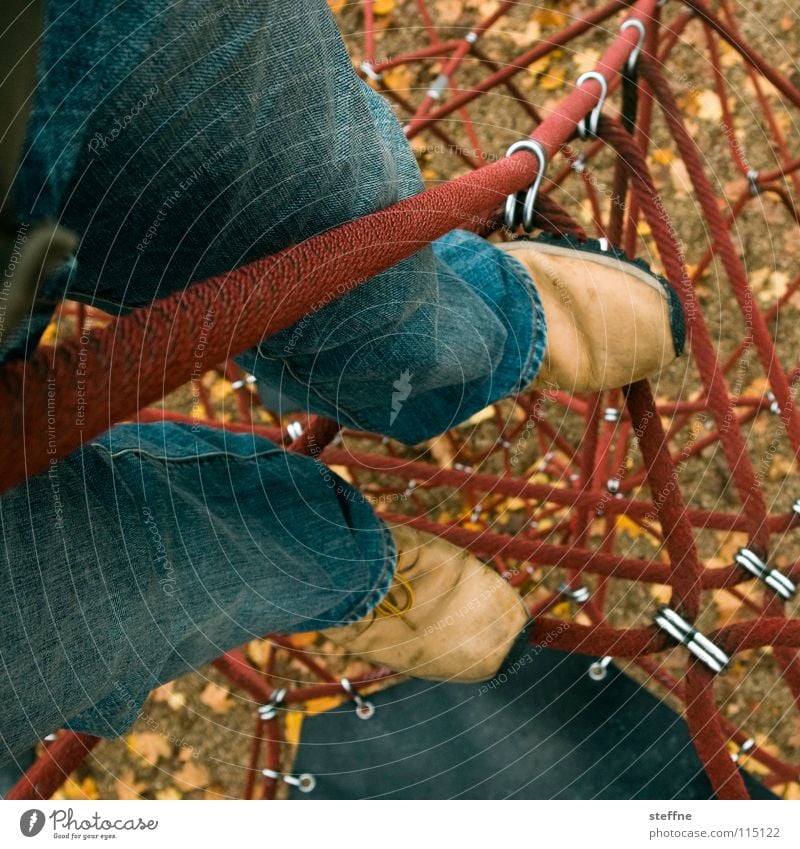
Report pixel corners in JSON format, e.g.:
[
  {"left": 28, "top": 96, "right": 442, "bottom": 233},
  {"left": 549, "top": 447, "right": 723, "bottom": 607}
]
[
  {"left": 321, "top": 523, "right": 530, "bottom": 683},
  {"left": 499, "top": 235, "right": 686, "bottom": 393}
]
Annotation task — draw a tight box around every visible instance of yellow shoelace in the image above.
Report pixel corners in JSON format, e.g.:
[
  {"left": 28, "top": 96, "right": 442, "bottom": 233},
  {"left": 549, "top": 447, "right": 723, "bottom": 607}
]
[{"left": 375, "top": 572, "right": 415, "bottom": 618}]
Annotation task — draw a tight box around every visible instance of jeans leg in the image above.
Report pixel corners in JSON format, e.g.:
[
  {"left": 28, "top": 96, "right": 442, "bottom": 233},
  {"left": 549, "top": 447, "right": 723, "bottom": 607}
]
[
  {"left": 0, "top": 421, "right": 395, "bottom": 762},
  {"left": 12, "top": 0, "right": 546, "bottom": 440}
]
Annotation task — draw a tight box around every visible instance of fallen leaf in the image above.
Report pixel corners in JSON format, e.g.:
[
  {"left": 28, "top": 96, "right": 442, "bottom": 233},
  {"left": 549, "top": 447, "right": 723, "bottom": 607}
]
[
  {"left": 652, "top": 148, "right": 675, "bottom": 166},
  {"left": 173, "top": 760, "right": 211, "bottom": 792},
  {"left": 127, "top": 732, "right": 173, "bottom": 765},
  {"left": 507, "top": 18, "right": 541, "bottom": 47},
  {"left": 304, "top": 695, "right": 346, "bottom": 716},
  {"left": 669, "top": 159, "right": 691, "bottom": 196},
  {"left": 56, "top": 775, "right": 100, "bottom": 801},
  {"left": 200, "top": 682, "right": 234, "bottom": 715},
  {"left": 539, "top": 67, "right": 566, "bottom": 92},
  {"left": 246, "top": 639, "right": 272, "bottom": 668},
  {"left": 151, "top": 681, "right": 186, "bottom": 711},
  {"left": 382, "top": 65, "right": 413, "bottom": 92},
  {"left": 435, "top": 0, "right": 463, "bottom": 25},
  {"left": 284, "top": 711, "right": 305, "bottom": 747},
  {"left": 696, "top": 89, "right": 724, "bottom": 122},
  {"left": 204, "top": 784, "right": 228, "bottom": 800},
  {"left": 155, "top": 787, "right": 183, "bottom": 800},
  {"left": 115, "top": 769, "right": 146, "bottom": 800},
  {"left": 373, "top": 0, "right": 395, "bottom": 14}
]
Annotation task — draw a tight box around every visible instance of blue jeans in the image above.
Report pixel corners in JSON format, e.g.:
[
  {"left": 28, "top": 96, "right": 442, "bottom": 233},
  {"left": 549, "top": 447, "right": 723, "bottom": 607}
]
[{"left": 0, "top": 0, "right": 545, "bottom": 764}]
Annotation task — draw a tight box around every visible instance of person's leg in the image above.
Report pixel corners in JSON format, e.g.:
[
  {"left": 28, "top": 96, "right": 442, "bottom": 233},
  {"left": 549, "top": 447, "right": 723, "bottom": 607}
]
[
  {"left": 0, "top": 421, "right": 396, "bottom": 765},
  {"left": 1, "top": 0, "right": 538, "bottom": 764},
  {"left": 6, "top": 0, "right": 546, "bottom": 442}
]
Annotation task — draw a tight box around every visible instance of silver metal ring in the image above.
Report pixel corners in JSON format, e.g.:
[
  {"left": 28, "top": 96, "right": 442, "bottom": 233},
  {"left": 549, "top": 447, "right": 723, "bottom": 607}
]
[
  {"left": 620, "top": 19, "right": 647, "bottom": 76},
  {"left": 588, "top": 656, "right": 613, "bottom": 681},
  {"left": 576, "top": 71, "right": 609, "bottom": 139},
  {"left": 262, "top": 768, "right": 316, "bottom": 793},
  {"left": 503, "top": 139, "right": 548, "bottom": 232},
  {"left": 654, "top": 606, "right": 730, "bottom": 674},
  {"left": 341, "top": 677, "right": 376, "bottom": 720}
]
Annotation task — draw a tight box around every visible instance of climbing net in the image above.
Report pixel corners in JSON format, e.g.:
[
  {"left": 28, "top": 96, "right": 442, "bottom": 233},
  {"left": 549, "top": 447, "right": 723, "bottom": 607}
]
[{"left": 6, "top": 0, "right": 800, "bottom": 800}]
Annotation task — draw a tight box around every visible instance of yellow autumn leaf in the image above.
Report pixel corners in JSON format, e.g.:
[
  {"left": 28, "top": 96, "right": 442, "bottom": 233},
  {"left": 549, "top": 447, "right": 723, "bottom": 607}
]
[
  {"left": 652, "top": 148, "right": 675, "bottom": 166},
  {"left": 115, "top": 769, "right": 147, "bottom": 800},
  {"left": 155, "top": 787, "right": 183, "bottom": 800},
  {"left": 40, "top": 323, "right": 59, "bottom": 345},
  {"left": 435, "top": 0, "right": 463, "bottom": 25},
  {"left": 507, "top": 18, "right": 541, "bottom": 47},
  {"left": 287, "top": 631, "right": 317, "bottom": 648},
  {"left": 615, "top": 514, "right": 643, "bottom": 539},
  {"left": 649, "top": 584, "right": 672, "bottom": 604},
  {"left": 533, "top": 9, "right": 567, "bottom": 28},
  {"left": 373, "top": 0, "right": 395, "bottom": 14},
  {"left": 284, "top": 711, "right": 305, "bottom": 747},
  {"left": 246, "top": 638, "right": 272, "bottom": 668},
  {"left": 382, "top": 65, "right": 413, "bottom": 92},
  {"left": 539, "top": 67, "right": 566, "bottom": 92},
  {"left": 127, "top": 732, "right": 173, "bottom": 765},
  {"left": 573, "top": 49, "right": 600, "bottom": 76},
  {"left": 527, "top": 54, "right": 552, "bottom": 77},
  {"left": 199, "top": 681, "right": 234, "bottom": 715},
  {"left": 696, "top": 89, "right": 724, "bottom": 122},
  {"left": 326, "top": 0, "right": 347, "bottom": 13},
  {"left": 329, "top": 464, "right": 354, "bottom": 483},
  {"left": 304, "top": 695, "right": 346, "bottom": 716},
  {"left": 55, "top": 775, "right": 100, "bottom": 801},
  {"left": 150, "top": 681, "right": 186, "bottom": 711},
  {"left": 173, "top": 760, "right": 211, "bottom": 792}
]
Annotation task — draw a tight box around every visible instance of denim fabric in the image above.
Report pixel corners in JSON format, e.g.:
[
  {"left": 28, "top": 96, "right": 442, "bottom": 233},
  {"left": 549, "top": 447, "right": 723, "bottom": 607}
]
[
  {"left": 0, "top": 422, "right": 395, "bottom": 760},
  {"left": 0, "top": 0, "right": 545, "bottom": 762}
]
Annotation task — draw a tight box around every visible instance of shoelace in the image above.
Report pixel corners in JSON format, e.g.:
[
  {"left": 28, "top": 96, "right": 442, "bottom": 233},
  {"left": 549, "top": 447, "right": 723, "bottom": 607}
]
[{"left": 375, "top": 572, "right": 415, "bottom": 618}]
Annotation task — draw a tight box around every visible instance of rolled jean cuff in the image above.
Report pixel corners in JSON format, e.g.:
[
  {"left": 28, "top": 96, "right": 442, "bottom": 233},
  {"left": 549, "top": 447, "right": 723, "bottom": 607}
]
[
  {"left": 242, "top": 230, "right": 547, "bottom": 445},
  {"left": 308, "top": 515, "right": 398, "bottom": 630}
]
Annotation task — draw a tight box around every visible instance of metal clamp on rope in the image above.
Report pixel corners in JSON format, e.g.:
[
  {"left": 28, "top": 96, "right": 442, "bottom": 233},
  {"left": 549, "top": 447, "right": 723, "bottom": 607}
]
[
  {"left": 341, "top": 677, "right": 376, "bottom": 720},
  {"left": 503, "top": 139, "right": 548, "bottom": 233},
  {"left": 731, "top": 737, "right": 756, "bottom": 763},
  {"left": 426, "top": 73, "right": 449, "bottom": 101},
  {"left": 558, "top": 582, "right": 590, "bottom": 603},
  {"left": 576, "top": 71, "right": 608, "bottom": 139},
  {"left": 286, "top": 420, "right": 304, "bottom": 441},
  {"left": 654, "top": 606, "right": 730, "bottom": 674},
  {"left": 257, "top": 688, "right": 287, "bottom": 722},
  {"left": 747, "top": 168, "right": 761, "bottom": 196},
  {"left": 261, "top": 768, "right": 316, "bottom": 793},
  {"left": 230, "top": 373, "right": 257, "bottom": 391},
  {"left": 603, "top": 407, "right": 620, "bottom": 423},
  {"left": 360, "top": 61, "right": 382, "bottom": 82},
  {"left": 620, "top": 19, "right": 646, "bottom": 78},
  {"left": 588, "top": 656, "right": 614, "bottom": 681},
  {"left": 735, "top": 547, "right": 796, "bottom": 600}
]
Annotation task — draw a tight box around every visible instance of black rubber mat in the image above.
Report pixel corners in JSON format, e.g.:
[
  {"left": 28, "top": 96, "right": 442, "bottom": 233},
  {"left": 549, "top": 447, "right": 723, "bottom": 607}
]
[{"left": 289, "top": 648, "right": 775, "bottom": 799}]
